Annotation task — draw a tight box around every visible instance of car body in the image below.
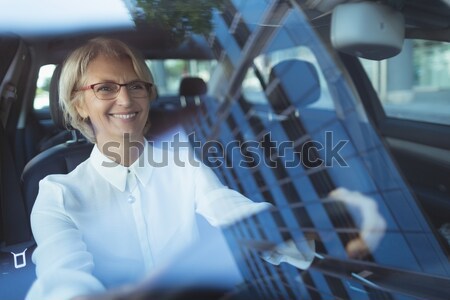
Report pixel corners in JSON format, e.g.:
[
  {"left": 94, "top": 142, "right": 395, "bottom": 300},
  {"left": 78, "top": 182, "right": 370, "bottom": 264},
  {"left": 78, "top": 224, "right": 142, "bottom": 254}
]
[{"left": 1, "top": 0, "right": 449, "bottom": 299}]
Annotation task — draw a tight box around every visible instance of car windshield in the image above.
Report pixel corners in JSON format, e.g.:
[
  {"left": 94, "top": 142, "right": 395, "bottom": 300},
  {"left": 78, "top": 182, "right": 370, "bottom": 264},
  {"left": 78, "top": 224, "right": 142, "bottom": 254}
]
[{"left": 184, "top": 2, "right": 450, "bottom": 299}]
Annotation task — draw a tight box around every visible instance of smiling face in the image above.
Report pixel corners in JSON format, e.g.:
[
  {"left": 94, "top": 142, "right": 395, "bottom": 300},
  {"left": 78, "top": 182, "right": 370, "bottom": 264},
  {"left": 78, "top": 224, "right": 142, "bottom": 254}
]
[{"left": 76, "top": 54, "right": 151, "bottom": 145}]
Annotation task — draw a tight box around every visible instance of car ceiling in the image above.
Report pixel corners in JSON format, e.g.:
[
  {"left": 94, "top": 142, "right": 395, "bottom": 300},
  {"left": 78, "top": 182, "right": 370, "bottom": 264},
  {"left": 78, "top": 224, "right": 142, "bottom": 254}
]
[
  {"left": 30, "top": 29, "right": 215, "bottom": 65},
  {"left": 0, "top": 0, "right": 217, "bottom": 64},
  {"left": 303, "top": 0, "right": 450, "bottom": 41}
]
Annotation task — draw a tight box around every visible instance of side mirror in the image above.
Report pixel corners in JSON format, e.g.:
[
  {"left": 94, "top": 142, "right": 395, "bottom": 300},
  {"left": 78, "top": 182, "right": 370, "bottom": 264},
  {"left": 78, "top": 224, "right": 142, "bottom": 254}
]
[{"left": 331, "top": 1, "right": 404, "bottom": 60}]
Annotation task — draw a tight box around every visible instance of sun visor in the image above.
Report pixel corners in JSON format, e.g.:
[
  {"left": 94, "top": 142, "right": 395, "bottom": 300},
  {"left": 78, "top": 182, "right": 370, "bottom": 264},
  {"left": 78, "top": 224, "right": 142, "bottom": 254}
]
[{"left": 331, "top": 2, "right": 404, "bottom": 60}]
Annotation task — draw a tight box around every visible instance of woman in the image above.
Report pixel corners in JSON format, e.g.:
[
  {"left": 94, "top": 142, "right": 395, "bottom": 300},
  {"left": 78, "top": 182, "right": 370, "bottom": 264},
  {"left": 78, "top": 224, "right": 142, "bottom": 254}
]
[
  {"left": 27, "top": 37, "right": 386, "bottom": 300},
  {"left": 26, "top": 38, "right": 271, "bottom": 300}
]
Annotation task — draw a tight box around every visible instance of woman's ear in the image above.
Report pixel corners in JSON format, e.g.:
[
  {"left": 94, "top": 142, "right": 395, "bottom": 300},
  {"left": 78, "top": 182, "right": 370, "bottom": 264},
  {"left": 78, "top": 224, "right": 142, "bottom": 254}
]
[{"left": 75, "top": 100, "right": 89, "bottom": 120}]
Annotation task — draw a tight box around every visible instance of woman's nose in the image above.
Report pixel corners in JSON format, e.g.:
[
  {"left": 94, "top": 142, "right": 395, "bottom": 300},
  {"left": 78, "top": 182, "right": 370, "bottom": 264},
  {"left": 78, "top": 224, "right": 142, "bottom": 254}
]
[{"left": 115, "top": 87, "right": 132, "bottom": 106}]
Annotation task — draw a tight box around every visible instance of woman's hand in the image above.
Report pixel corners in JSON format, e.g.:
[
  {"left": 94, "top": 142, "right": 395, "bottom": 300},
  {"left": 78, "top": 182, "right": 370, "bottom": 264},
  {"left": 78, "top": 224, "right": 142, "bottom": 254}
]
[{"left": 328, "top": 187, "right": 387, "bottom": 258}]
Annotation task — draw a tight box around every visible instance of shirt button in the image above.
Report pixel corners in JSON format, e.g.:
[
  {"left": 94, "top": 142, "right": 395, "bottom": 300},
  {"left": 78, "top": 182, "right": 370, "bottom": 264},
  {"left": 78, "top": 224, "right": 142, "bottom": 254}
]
[{"left": 127, "top": 194, "right": 136, "bottom": 204}]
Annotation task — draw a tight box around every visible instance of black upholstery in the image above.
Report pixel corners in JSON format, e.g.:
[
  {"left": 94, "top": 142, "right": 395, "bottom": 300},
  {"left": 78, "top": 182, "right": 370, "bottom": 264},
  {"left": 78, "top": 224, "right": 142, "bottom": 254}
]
[
  {"left": 147, "top": 76, "right": 208, "bottom": 139},
  {"left": 24, "top": 65, "right": 72, "bottom": 162},
  {"left": 21, "top": 142, "right": 93, "bottom": 215},
  {"left": 49, "top": 64, "right": 66, "bottom": 130},
  {"left": 0, "top": 124, "right": 31, "bottom": 245},
  {"left": 37, "top": 64, "right": 82, "bottom": 151},
  {"left": 179, "top": 76, "right": 207, "bottom": 97},
  {"left": 179, "top": 76, "right": 207, "bottom": 108},
  {"left": 21, "top": 65, "right": 93, "bottom": 217}
]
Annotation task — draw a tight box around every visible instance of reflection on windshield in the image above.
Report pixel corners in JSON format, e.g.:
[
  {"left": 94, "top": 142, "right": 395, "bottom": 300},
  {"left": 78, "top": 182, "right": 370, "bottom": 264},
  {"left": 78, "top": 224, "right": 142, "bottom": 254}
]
[
  {"left": 132, "top": 0, "right": 224, "bottom": 44},
  {"left": 179, "top": 0, "right": 450, "bottom": 299}
]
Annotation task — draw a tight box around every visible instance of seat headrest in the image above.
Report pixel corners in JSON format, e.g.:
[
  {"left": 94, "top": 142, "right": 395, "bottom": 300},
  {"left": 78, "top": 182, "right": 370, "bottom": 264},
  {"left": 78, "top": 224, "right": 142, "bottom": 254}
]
[
  {"left": 267, "top": 59, "right": 320, "bottom": 113},
  {"left": 49, "top": 64, "right": 66, "bottom": 130},
  {"left": 179, "top": 77, "right": 207, "bottom": 97}
]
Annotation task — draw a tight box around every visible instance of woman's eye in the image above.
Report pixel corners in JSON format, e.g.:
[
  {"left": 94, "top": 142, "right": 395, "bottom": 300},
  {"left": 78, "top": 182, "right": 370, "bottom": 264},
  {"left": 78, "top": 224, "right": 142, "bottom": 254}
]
[
  {"left": 95, "top": 84, "right": 115, "bottom": 93},
  {"left": 128, "top": 82, "right": 145, "bottom": 90}
]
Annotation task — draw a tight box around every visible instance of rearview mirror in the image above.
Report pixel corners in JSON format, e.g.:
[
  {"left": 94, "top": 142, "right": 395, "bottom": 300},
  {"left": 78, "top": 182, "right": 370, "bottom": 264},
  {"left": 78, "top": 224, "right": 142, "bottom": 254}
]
[{"left": 331, "top": 1, "right": 404, "bottom": 60}]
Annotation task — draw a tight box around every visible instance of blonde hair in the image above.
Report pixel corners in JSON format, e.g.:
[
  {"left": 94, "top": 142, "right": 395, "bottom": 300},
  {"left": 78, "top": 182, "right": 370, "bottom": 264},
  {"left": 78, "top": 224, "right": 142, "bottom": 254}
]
[{"left": 59, "top": 37, "right": 155, "bottom": 143}]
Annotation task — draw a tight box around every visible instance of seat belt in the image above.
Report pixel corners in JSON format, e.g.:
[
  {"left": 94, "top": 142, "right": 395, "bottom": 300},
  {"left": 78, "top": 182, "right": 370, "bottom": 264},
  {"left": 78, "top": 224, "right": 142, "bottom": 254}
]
[
  {"left": 0, "top": 124, "right": 33, "bottom": 270},
  {"left": 0, "top": 83, "right": 16, "bottom": 128},
  {"left": 0, "top": 40, "right": 26, "bottom": 129},
  {"left": 0, "top": 40, "right": 33, "bottom": 269},
  {"left": 0, "top": 123, "right": 31, "bottom": 243}
]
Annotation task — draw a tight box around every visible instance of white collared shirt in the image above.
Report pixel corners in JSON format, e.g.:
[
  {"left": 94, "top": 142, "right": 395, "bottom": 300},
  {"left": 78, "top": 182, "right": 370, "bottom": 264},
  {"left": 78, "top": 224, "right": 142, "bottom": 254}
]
[{"left": 26, "top": 141, "right": 271, "bottom": 300}]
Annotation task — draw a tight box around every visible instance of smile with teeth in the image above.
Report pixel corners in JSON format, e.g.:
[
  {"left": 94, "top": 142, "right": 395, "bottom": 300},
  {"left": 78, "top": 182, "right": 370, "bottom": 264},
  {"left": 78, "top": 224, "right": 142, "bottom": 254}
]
[{"left": 111, "top": 112, "right": 137, "bottom": 119}]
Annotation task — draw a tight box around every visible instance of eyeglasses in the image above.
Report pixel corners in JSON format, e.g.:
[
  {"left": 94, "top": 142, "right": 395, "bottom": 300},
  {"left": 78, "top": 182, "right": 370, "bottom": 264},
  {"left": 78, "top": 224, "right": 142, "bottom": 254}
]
[{"left": 77, "top": 81, "right": 153, "bottom": 100}]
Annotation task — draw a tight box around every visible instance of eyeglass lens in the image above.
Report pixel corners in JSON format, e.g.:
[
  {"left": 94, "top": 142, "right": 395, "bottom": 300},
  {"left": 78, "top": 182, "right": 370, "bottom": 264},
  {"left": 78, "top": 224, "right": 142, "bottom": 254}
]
[{"left": 93, "top": 81, "right": 150, "bottom": 100}]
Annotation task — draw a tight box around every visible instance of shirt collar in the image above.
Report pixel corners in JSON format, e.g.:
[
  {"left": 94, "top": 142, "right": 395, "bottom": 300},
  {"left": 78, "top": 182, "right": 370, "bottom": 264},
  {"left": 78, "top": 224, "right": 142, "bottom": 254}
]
[
  {"left": 90, "top": 140, "right": 154, "bottom": 192},
  {"left": 128, "top": 141, "right": 153, "bottom": 187}
]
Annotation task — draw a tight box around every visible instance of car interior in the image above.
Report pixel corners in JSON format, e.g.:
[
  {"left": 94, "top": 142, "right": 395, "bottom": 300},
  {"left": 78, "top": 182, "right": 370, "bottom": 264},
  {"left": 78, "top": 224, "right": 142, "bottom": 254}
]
[{"left": 1, "top": 0, "right": 450, "bottom": 299}]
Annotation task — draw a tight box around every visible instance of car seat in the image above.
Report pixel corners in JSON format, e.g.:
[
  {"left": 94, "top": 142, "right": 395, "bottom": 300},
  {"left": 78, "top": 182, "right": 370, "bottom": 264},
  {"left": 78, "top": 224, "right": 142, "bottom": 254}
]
[
  {"left": 21, "top": 66, "right": 93, "bottom": 218},
  {"left": 179, "top": 76, "right": 207, "bottom": 107},
  {"left": 146, "top": 76, "right": 208, "bottom": 146}
]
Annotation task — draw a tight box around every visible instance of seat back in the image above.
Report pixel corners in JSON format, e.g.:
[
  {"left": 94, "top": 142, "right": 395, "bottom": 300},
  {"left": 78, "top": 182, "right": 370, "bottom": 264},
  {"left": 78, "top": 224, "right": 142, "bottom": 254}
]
[
  {"left": 23, "top": 65, "right": 74, "bottom": 163},
  {"left": 179, "top": 76, "right": 207, "bottom": 107},
  {"left": 21, "top": 65, "right": 92, "bottom": 217},
  {"left": 21, "top": 143, "right": 93, "bottom": 216},
  {"left": 267, "top": 59, "right": 320, "bottom": 112}
]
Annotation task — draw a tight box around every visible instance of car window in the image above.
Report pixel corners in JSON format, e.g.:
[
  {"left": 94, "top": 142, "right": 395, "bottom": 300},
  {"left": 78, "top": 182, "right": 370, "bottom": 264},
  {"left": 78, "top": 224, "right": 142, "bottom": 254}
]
[
  {"left": 360, "top": 40, "right": 450, "bottom": 126},
  {"left": 33, "top": 64, "right": 56, "bottom": 110},
  {"left": 146, "top": 59, "right": 216, "bottom": 96}
]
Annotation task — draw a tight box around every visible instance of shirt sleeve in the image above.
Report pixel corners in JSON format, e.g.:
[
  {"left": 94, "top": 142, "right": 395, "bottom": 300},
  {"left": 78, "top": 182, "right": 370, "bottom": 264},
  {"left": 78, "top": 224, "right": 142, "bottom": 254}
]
[
  {"left": 193, "top": 162, "right": 272, "bottom": 227},
  {"left": 26, "top": 178, "right": 105, "bottom": 300}
]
